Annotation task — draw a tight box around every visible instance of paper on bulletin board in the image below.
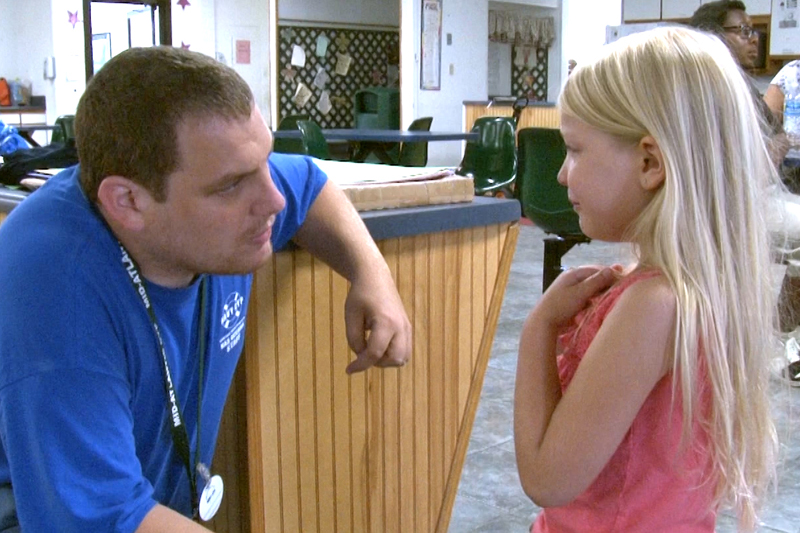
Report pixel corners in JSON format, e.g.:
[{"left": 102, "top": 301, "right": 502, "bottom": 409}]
[
  {"left": 235, "top": 39, "right": 251, "bottom": 64},
  {"left": 771, "top": 0, "right": 800, "bottom": 55},
  {"left": 420, "top": 0, "right": 442, "bottom": 90}
]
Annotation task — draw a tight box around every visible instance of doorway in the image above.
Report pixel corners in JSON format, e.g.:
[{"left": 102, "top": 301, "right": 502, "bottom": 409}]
[{"left": 82, "top": 0, "right": 171, "bottom": 81}]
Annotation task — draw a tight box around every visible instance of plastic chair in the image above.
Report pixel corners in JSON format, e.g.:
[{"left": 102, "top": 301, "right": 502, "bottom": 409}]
[
  {"left": 50, "top": 115, "right": 75, "bottom": 144},
  {"left": 397, "top": 116, "right": 433, "bottom": 167},
  {"left": 516, "top": 127, "right": 590, "bottom": 291},
  {"left": 296, "top": 120, "right": 329, "bottom": 160},
  {"left": 272, "top": 114, "right": 308, "bottom": 155},
  {"left": 456, "top": 116, "right": 517, "bottom": 197}
]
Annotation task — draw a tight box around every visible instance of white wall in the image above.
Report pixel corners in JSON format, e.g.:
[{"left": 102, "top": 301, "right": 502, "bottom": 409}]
[
  {"left": 560, "top": 0, "right": 621, "bottom": 87},
  {"left": 215, "top": 0, "right": 271, "bottom": 121},
  {"left": 278, "top": 0, "right": 399, "bottom": 27},
  {"left": 0, "top": 0, "right": 58, "bottom": 121},
  {"left": 402, "top": 0, "right": 490, "bottom": 166}
]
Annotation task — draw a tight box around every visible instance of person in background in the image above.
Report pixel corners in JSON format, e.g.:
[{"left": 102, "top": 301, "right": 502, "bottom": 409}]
[
  {"left": 0, "top": 46, "right": 411, "bottom": 532},
  {"left": 689, "top": 1, "right": 783, "bottom": 139},
  {"left": 515, "top": 27, "right": 778, "bottom": 532},
  {"left": 691, "top": 1, "right": 800, "bottom": 378}
]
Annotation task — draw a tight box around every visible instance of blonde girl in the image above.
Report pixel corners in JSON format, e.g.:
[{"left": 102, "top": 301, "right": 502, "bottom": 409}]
[{"left": 514, "top": 26, "right": 779, "bottom": 532}]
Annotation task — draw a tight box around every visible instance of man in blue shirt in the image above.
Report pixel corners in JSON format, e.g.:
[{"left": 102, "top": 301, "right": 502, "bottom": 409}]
[{"left": 0, "top": 46, "right": 411, "bottom": 532}]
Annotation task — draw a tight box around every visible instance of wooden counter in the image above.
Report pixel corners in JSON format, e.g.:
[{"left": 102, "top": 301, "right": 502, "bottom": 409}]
[
  {"left": 464, "top": 100, "right": 559, "bottom": 130},
  {"left": 0, "top": 189, "right": 521, "bottom": 533}
]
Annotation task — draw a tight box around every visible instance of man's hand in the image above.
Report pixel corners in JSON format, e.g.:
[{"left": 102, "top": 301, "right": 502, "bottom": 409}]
[{"left": 343, "top": 269, "right": 412, "bottom": 374}]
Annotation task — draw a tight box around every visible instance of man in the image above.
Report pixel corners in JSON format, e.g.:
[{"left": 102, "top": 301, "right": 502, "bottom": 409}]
[{"left": 0, "top": 46, "right": 411, "bottom": 532}]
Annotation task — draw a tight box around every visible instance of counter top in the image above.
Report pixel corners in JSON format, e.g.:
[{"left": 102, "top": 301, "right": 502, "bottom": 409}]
[
  {"left": 0, "top": 186, "right": 521, "bottom": 241},
  {"left": 463, "top": 100, "right": 556, "bottom": 107}
]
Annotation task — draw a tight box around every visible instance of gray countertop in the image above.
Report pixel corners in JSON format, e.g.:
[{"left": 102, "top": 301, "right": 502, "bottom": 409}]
[{"left": 0, "top": 187, "right": 521, "bottom": 241}]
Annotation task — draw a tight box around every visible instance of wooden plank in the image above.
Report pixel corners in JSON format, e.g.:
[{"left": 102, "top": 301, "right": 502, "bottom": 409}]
[
  {"left": 396, "top": 236, "right": 416, "bottom": 533},
  {"left": 295, "top": 252, "right": 318, "bottom": 531},
  {"left": 313, "top": 259, "right": 336, "bottom": 532},
  {"left": 331, "top": 274, "right": 354, "bottom": 532},
  {"left": 435, "top": 223, "right": 520, "bottom": 533},
  {"left": 442, "top": 231, "right": 461, "bottom": 470},
  {"left": 428, "top": 231, "right": 446, "bottom": 524},
  {"left": 412, "top": 234, "right": 431, "bottom": 533},
  {"left": 456, "top": 228, "right": 473, "bottom": 421},
  {"left": 379, "top": 240, "right": 401, "bottom": 532},
  {"left": 275, "top": 253, "right": 301, "bottom": 532},
  {"left": 245, "top": 261, "right": 281, "bottom": 531}
]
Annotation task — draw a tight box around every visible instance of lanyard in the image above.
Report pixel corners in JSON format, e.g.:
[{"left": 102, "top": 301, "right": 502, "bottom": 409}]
[{"left": 119, "top": 244, "right": 207, "bottom": 517}]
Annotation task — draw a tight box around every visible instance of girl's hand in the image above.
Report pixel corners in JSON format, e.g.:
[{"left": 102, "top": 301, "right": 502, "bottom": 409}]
[{"left": 533, "top": 266, "right": 618, "bottom": 329}]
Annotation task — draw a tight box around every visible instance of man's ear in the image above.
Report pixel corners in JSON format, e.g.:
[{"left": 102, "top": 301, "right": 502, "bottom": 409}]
[
  {"left": 638, "top": 135, "right": 666, "bottom": 191},
  {"left": 96, "top": 176, "right": 154, "bottom": 232}
]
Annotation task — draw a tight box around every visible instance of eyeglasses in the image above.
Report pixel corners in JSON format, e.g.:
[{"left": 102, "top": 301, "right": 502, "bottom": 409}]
[{"left": 722, "top": 24, "right": 757, "bottom": 39}]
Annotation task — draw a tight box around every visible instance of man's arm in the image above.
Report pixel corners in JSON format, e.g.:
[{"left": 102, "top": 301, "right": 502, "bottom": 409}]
[{"left": 291, "top": 180, "right": 412, "bottom": 373}]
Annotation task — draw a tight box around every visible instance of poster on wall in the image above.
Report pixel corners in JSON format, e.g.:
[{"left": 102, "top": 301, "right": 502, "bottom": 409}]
[
  {"left": 420, "top": 0, "right": 442, "bottom": 90},
  {"left": 771, "top": 0, "right": 800, "bottom": 55}
]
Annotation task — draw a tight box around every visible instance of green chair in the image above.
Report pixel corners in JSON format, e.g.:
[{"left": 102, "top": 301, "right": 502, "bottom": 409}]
[
  {"left": 273, "top": 114, "right": 308, "bottom": 155},
  {"left": 397, "top": 116, "right": 433, "bottom": 167},
  {"left": 456, "top": 116, "right": 517, "bottom": 197},
  {"left": 50, "top": 115, "right": 75, "bottom": 144},
  {"left": 296, "top": 119, "right": 330, "bottom": 160},
  {"left": 516, "top": 127, "right": 590, "bottom": 291}
]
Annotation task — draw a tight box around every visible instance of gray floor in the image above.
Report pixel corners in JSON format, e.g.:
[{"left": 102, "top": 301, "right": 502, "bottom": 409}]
[{"left": 449, "top": 223, "right": 800, "bottom": 533}]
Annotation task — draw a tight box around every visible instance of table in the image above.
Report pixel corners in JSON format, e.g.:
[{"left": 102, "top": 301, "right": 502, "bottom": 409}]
[
  {"left": 15, "top": 124, "right": 60, "bottom": 147},
  {"left": 273, "top": 129, "right": 479, "bottom": 163}
]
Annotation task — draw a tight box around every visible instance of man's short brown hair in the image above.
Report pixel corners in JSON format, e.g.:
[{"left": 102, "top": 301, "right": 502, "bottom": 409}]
[{"left": 75, "top": 46, "right": 254, "bottom": 202}]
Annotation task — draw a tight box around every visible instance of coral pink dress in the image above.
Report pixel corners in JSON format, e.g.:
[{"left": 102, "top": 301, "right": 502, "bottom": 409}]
[{"left": 531, "top": 270, "right": 716, "bottom": 533}]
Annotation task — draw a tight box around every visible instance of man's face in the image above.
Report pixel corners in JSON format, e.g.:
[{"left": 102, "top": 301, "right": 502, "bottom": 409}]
[
  {"left": 722, "top": 9, "right": 759, "bottom": 69},
  {"left": 140, "top": 105, "right": 286, "bottom": 286}
]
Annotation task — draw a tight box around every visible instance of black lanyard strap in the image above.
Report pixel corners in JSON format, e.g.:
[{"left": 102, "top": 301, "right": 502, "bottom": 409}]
[{"left": 119, "top": 244, "right": 207, "bottom": 516}]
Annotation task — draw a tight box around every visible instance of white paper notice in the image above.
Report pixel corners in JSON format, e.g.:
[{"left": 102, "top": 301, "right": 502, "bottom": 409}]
[{"left": 291, "top": 44, "right": 306, "bottom": 68}]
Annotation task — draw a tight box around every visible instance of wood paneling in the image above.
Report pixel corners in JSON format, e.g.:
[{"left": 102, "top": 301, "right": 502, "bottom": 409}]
[
  {"left": 210, "top": 221, "right": 518, "bottom": 532},
  {"left": 464, "top": 103, "right": 560, "bottom": 131}
]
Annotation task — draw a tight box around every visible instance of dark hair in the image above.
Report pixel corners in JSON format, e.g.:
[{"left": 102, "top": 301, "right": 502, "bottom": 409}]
[
  {"left": 688, "top": 0, "right": 748, "bottom": 34},
  {"left": 75, "top": 46, "right": 254, "bottom": 202}
]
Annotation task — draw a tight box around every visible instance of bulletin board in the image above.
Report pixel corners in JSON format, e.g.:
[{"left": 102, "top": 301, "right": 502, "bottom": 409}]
[{"left": 276, "top": 25, "right": 399, "bottom": 128}]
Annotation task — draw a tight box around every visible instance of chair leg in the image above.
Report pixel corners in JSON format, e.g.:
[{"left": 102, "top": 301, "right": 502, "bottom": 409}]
[{"left": 542, "top": 236, "right": 582, "bottom": 292}]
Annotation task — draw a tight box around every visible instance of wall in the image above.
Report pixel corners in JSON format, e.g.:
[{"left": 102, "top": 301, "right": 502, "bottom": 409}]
[
  {"left": 278, "top": 0, "right": 399, "bottom": 27},
  {"left": 560, "top": 0, "right": 621, "bottom": 85},
  {"left": 402, "top": 0, "right": 490, "bottom": 166},
  {"left": 0, "top": 0, "right": 57, "bottom": 122},
  {"left": 215, "top": 0, "right": 271, "bottom": 121}
]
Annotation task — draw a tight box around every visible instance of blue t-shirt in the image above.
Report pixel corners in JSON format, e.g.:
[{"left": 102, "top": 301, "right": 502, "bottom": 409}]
[{"left": 0, "top": 153, "right": 326, "bottom": 531}]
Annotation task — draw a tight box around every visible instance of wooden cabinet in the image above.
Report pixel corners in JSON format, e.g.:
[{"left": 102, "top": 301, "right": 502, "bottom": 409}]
[
  {"left": 623, "top": 0, "right": 661, "bottom": 21},
  {"left": 206, "top": 201, "right": 521, "bottom": 533}
]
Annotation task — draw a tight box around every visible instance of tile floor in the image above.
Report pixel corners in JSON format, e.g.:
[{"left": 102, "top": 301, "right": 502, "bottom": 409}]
[{"left": 448, "top": 222, "right": 800, "bottom": 533}]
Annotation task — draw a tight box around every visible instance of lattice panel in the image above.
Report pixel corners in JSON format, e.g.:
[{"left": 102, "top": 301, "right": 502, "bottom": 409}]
[
  {"left": 511, "top": 47, "right": 548, "bottom": 101},
  {"left": 277, "top": 25, "right": 399, "bottom": 128}
]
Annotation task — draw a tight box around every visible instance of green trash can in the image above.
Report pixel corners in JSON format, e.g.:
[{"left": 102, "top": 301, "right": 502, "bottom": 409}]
[{"left": 353, "top": 87, "right": 399, "bottom": 130}]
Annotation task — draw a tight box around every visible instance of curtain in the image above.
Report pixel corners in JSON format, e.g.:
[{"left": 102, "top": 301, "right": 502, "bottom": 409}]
[{"left": 488, "top": 11, "right": 555, "bottom": 49}]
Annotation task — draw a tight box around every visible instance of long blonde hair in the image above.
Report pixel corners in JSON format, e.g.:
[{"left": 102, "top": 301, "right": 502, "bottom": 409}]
[{"left": 560, "top": 26, "right": 778, "bottom": 530}]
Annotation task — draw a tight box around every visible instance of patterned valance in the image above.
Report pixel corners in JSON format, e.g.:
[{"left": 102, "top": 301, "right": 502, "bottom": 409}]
[{"left": 488, "top": 11, "right": 555, "bottom": 48}]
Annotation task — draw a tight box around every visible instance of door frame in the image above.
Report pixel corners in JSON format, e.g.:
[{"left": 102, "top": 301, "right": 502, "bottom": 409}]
[{"left": 82, "top": 0, "right": 172, "bottom": 81}]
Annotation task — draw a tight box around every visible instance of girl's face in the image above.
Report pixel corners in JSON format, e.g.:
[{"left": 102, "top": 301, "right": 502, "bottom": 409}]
[{"left": 558, "top": 114, "right": 659, "bottom": 242}]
